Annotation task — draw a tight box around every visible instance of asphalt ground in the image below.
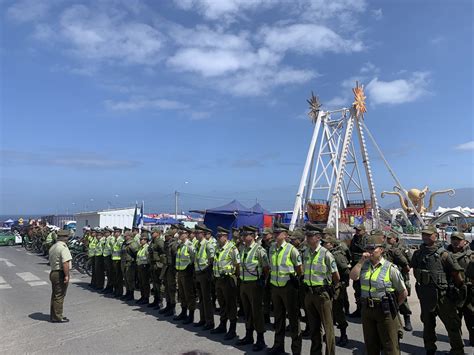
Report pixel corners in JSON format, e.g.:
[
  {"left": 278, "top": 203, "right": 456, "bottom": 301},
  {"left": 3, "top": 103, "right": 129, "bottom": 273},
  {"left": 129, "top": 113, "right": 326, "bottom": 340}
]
[{"left": 0, "top": 245, "right": 472, "bottom": 354}]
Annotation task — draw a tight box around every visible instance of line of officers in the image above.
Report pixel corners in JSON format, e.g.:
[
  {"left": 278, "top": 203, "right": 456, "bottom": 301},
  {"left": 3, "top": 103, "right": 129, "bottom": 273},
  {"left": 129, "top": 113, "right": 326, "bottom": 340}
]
[{"left": 81, "top": 223, "right": 474, "bottom": 355}]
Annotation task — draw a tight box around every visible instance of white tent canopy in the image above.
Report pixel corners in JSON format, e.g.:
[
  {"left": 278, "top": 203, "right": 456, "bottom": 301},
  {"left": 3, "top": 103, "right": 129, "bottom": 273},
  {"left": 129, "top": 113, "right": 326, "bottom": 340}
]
[{"left": 434, "top": 206, "right": 474, "bottom": 216}]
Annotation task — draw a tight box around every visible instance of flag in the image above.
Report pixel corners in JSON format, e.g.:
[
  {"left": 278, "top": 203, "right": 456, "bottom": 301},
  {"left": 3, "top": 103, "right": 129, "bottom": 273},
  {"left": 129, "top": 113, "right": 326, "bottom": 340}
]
[
  {"left": 132, "top": 202, "right": 138, "bottom": 228},
  {"left": 137, "top": 201, "right": 144, "bottom": 228}
]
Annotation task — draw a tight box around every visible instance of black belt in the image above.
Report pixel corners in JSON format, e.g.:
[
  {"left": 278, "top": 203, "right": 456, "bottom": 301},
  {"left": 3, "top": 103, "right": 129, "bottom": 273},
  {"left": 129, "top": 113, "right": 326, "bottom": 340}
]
[
  {"left": 195, "top": 269, "right": 209, "bottom": 274},
  {"left": 51, "top": 270, "right": 64, "bottom": 273},
  {"left": 361, "top": 298, "right": 382, "bottom": 307}
]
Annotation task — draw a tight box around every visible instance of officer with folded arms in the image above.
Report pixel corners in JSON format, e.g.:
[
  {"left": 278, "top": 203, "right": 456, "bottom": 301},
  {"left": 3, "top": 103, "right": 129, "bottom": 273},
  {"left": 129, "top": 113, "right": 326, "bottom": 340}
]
[{"left": 350, "top": 230, "right": 407, "bottom": 355}]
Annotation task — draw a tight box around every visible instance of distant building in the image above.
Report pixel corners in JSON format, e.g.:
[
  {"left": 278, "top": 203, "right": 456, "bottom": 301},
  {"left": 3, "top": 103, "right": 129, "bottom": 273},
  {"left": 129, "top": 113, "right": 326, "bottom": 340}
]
[
  {"left": 74, "top": 207, "right": 138, "bottom": 236},
  {"left": 42, "top": 215, "right": 75, "bottom": 228}
]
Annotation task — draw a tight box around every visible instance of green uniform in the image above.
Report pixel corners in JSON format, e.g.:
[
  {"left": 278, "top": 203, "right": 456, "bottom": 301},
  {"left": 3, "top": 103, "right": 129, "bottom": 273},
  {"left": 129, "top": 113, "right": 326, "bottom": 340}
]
[
  {"left": 176, "top": 239, "right": 196, "bottom": 312},
  {"left": 121, "top": 239, "right": 139, "bottom": 299},
  {"left": 349, "top": 233, "right": 368, "bottom": 311},
  {"left": 48, "top": 241, "right": 72, "bottom": 321},
  {"left": 94, "top": 236, "right": 106, "bottom": 289},
  {"left": 411, "top": 243, "right": 464, "bottom": 354},
  {"left": 148, "top": 236, "right": 165, "bottom": 306},
  {"left": 240, "top": 242, "right": 268, "bottom": 334},
  {"left": 448, "top": 244, "right": 474, "bottom": 345},
  {"left": 269, "top": 241, "right": 302, "bottom": 354},
  {"left": 194, "top": 238, "right": 216, "bottom": 326},
  {"left": 88, "top": 235, "right": 97, "bottom": 288},
  {"left": 103, "top": 234, "right": 115, "bottom": 292},
  {"left": 303, "top": 245, "right": 338, "bottom": 355},
  {"left": 161, "top": 237, "right": 178, "bottom": 310},
  {"left": 330, "top": 243, "right": 350, "bottom": 332},
  {"left": 360, "top": 258, "right": 406, "bottom": 355},
  {"left": 137, "top": 243, "right": 151, "bottom": 300},
  {"left": 112, "top": 235, "right": 124, "bottom": 297},
  {"left": 213, "top": 240, "right": 240, "bottom": 325}
]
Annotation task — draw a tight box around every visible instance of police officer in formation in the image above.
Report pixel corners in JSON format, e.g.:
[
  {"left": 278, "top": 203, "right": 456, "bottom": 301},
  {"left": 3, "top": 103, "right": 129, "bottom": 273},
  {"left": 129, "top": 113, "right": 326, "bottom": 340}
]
[
  {"left": 350, "top": 230, "right": 408, "bottom": 355},
  {"left": 83, "top": 222, "right": 474, "bottom": 354},
  {"left": 411, "top": 225, "right": 465, "bottom": 355}
]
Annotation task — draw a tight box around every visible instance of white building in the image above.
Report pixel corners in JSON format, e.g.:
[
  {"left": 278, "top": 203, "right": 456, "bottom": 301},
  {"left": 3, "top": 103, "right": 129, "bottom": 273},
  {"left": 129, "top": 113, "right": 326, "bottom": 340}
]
[{"left": 75, "top": 207, "right": 139, "bottom": 236}]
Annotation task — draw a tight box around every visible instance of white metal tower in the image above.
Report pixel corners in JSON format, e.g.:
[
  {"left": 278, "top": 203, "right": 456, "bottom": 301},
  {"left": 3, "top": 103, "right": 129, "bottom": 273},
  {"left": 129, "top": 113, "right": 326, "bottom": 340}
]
[{"left": 290, "top": 83, "right": 381, "bottom": 231}]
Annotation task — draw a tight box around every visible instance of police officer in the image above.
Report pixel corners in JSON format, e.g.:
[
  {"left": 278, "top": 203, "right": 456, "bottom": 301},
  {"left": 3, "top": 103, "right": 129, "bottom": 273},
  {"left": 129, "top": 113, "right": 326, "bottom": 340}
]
[
  {"left": 121, "top": 230, "right": 139, "bottom": 301},
  {"left": 174, "top": 227, "right": 196, "bottom": 324},
  {"left": 211, "top": 226, "right": 241, "bottom": 340},
  {"left": 194, "top": 224, "right": 216, "bottom": 330},
  {"left": 447, "top": 231, "right": 473, "bottom": 346},
  {"left": 302, "top": 223, "right": 339, "bottom": 355},
  {"left": 136, "top": 233, "right": 151, "bottom": 304},
  {"left": 148, "top": 227, "right": 165, "bottom": 309},
  {"left": 411, "top": 225, "right": 465, "bottom": 355},
  {"left": 48, "top": 230, "right": 72, "bottom": 323},
  {"left": 159, "top": 230, "right": 179, "bottom": 317},
  {"left": 132, "top": 226, "right": 141, "bottom": 243},
  {"left": 102, "top": 227, "right": 115, "bottom": 294},
  {"left": 385, "top": 232, "right": 413, "bottom": 331},
  {"left": 322, "top": 231, "right": 350, "bottom": 346},
  {"left": 94, "top": 229, "right": 106, "bottom": 291},
  {"left": 236, "top": 225, "right": 269, "bottom": 351},
  {"left": 111, "top": 227, "right": 124, "bottom": 298},
  {"left": 267, "top": 222, "right": 303, "bottom": 355},
  {"left": 349, "top": 224, "right": 368, "bottom": 317},
  {"left": 350, "top": 230, "right": 408, "bottom": 355},
  {"left": 261, "top": 227, "right": 274, "bottom": 324},
  {"left": 87, "top": 228, "right": 97, "bottom": 289}
]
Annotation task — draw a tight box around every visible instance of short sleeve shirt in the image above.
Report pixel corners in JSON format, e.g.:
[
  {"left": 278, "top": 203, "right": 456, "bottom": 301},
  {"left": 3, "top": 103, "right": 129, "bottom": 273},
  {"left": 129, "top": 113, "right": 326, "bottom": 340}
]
[
  {"left": 304, "top": 245, "right": 338, "bottom": 274},
  {"left": 362, "top": 258, "right": 406, "bottom": 293},
  {"left": 49, "top": 241, "right": 72, "bottom": 271},
  {"left": 272, "top": 241, "right": 302, "bottom": 267}
]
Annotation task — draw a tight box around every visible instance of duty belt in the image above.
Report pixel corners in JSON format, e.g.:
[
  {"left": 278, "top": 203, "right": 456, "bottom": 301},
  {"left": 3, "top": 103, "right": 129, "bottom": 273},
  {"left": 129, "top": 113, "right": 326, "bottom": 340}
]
[
  {"left": 361, "top": 297, "right": 382, "bottom": 308},
  {"left": 305, "top": 285, "right": 326, "bottom": 294}
]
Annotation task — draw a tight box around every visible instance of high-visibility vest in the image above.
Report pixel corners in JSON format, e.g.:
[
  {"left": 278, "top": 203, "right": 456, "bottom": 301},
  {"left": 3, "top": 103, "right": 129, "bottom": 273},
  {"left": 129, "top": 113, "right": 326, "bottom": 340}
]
[
  {"left": 195, "top": 239, "right": 209, "bottom": 271},
  {"left": 213, "top": 241, "right": 236, "bottom": 277},
  {"left": 270, "top": 242, "right": 296, "bottom": 287},
  {"left": 303, "top": 246, "right": 329, "bottom": 286},
  {"left": 360, "top": 259, "right": 395, "bottom": 299},
  {"left": 137, "top": 244, "right": 149, "bottom": 265},
  {"left": 45, "top": 232, "right": 56, "bottom": 244},
  {"left": 95, "top": 237, "right": 105, "bottom": 256},
  {"left": 103, "top": 235, "right": 114, "bottom": 256},
  {"left": 240, "top": 243, "right": 262, "bottom": 281},
  {"left": 176, "top": 241, "right": 192, "bottom": 271},
  {"left": 88, "top": 236, "right": 97, "bottom": 257},
  {"left": 112, "top": 236, "right": 124, "bottom": 260}
]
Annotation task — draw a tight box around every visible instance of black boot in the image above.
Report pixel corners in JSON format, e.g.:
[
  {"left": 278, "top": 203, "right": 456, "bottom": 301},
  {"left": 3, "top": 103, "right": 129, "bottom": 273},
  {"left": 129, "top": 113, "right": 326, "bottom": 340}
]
[
  {"left": 163, "top": 304, "right": 175, "bottom": 317},
  {"left": 210, "top": 320, "right": 227, "bottom": 334},
  {"left": 264, "top": 314, "right": 271, "bottom": 324},
  {"left": 349, "top": 307, "right": 361, "bottom": 318},
  {"left": 135, "top": 297, "right": 144, "bottom": 304},
  {"left": 301, "top": 325, "right": 310, "bottom": 338},
  {"left": 252, "top": 332, "right": 266, "bottom": 352},
  {"left": 125, "top": 291, "right": 134, "bottom": 301},
  {"left": 193, "top": 320, "right": 206, "bottom": 328},
  {"left": 182, "top": 310, "right": 194, "bottom": 324},
  {"left": 337, "top": 327, "right": 348, "bottom": 346},
  {"left": 267, "top": 345, "right": 285, "bottom": 354},
  {"left": 147, "top": 299, "right": 158, "bottom": 308},
  {"left": 153, "top": 302, "right": 163, "bottom": 310},
  {"left": 236, "top": 329, "right": 254, "bottom": 346},
  {"left": 158, "top": 304, "right": 170, "bottom": 314},
  {"left": 173, "top": 307, "right": 187, "bottom": 321},
  {"left": 202, "top": 322, "right": 215, "bottom": 331},
  {"left": 223, "top": 321, "right": 237, "bottom": 340},
  {"left": 403, "top": 315, "right": 413, "bottom": 331}
]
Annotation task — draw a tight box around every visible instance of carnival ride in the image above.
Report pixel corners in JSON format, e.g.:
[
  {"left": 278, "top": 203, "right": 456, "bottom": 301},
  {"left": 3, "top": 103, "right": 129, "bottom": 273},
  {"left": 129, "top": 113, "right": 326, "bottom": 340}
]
[{"left": 289, "top": 82, "right": 455, "bottom": 234}]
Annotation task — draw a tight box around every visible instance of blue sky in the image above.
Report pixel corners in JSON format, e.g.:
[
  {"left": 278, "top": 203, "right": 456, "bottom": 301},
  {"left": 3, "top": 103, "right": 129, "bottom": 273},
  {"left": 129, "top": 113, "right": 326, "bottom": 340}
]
[{"left": 1, "top": 0, "right": 473, "bottom": 215}]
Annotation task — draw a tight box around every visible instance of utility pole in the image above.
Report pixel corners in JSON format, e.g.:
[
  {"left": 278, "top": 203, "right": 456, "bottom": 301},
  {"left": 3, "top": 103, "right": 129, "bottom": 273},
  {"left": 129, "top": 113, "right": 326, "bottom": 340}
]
[{"left": 175, "top": 190, "right": 179, "bottom": 220}]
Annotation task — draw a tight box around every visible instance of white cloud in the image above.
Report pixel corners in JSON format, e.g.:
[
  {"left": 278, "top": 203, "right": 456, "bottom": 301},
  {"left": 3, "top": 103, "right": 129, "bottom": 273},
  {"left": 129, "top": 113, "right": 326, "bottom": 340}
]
[
  {"left": 58, "top": 5, "right": 164, "bottom": 65},
  {"left": 260, "top": 24, "right": 364, "bottom": 54},
  {"left": 173, "top": 0, "right": 273, "bottom": 20},
  {"left": 366, "top": 72, "right": 430, "bottom": 105},
  {"left": 105, "top": 97, "right": 186, "bottom": 111},
  {"left": 326, "top": 96, "right": 347, "bottom": 108},
  {"left": 372, "top": 8, "right": 383, "bottom": 20},
  {"left": 6, "top": 0, "right": 52, "bottom": 23},
  {"left": 455, "top": 141, "right": 474, "bottom": 151},
  {"left": 430, "top": 35, "right": 444, "bottom": 45}
]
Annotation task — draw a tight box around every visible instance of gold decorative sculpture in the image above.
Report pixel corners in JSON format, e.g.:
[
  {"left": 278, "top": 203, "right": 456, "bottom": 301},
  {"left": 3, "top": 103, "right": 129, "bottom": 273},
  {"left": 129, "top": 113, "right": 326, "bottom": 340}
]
[
  {"left": 352, "top": 81, "right": 367, "bottom": 118},
  {"left": 381, "top": 186, "right": 455, "bottom": 214}
]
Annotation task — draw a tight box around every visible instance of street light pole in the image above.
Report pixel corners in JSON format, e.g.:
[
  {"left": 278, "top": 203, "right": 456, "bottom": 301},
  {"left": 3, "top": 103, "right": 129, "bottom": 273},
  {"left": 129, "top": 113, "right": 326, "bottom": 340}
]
[{"left": 175, "top": 190, "right": 179, "bottom": 220}]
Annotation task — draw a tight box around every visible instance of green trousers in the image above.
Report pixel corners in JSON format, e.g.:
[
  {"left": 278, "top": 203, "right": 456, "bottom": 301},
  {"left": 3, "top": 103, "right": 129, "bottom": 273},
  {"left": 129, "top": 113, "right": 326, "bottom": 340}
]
[
  {"left": 89, "top": 256, "right": 96, "bottom": 287},
  {"left": 150, "top": 262, "right": 162, "bottom": 303},
  {"left": 137, "top": 264, "right": 150, "bottom": 299},
  {"left": 162, "top": 266, "right": 176, "bottom": 306},
  {"left": 305, "top": 288, "right": 335, "bottom": 355},
  {"left": 271, "top": 284, "right": 302, "bottom": 354},
  {"left": 124, "top": 263, "right": 136, "bottom": 293},
  {"left": 420, "top": 295, "right": 464, "bottom": 354},
  {"left": 361, "top": 300, "right": 400, "bottom": 355},
  {"left": 112, "top": 260, "right": 123, "bottom": 296},
  {"left": 333, "top": 284, "right": 348, "bottom": 329},
  {"left": 240, "top": 280, "right": 265, "bottom": 333},
  {"left": 50, "top": 270, "right": 68, "bottom": 321},
  {"left": 94, "top": 255, "right": 105, "bottom": 289},
  {"left": 216, "top": 277, "right": 237, "bottom": 322},
  {"left": 177, "top": 270, "right": 196, "bottom": 311},
  {"left": 103, "top": 256, "right": 113, "bottom": 290},
  {"left": 195, "top": 270, "right": 214, "bottom": 325}
]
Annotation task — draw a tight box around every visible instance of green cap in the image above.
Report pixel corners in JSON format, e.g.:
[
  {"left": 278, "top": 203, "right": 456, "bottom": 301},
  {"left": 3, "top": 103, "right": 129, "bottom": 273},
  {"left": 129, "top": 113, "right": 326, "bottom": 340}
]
[
  {"left": 262, "top": 227, "right": 273, "bottom": 235},
  {"left": 365, "top": 232, "right": 385, "bottom": 249},
  {"left": 451, "top": 231, "right": 465, "bottom": 240},
  {"left": 273, "top": 222, "right": 289, "bottom": 234},
  {"left": 151, "top": 227, "right": 162, "bottom": 233},
  {"left": 323, "top": 227, "right": 336, "bottom": 236},
  {"left": 195, "top": 224, "right": 212, "bottom": 234},
  {"left": 57, "top": 230, "right": 69, "bottom": 237},
  {"left": 354, "top": 224, "right": 366, "bottom": 231},
  {"left": 386, "top": 232, "right": 397, "bottom": 239},
  {"left": 290, "top": 229, "right": 305, "bottom": 241},
  {"left": 241, "top": 225, "right": 258, "bottom": 234},
  {"left": 217, "top": 226, "right": 230, "bottom": 235},
  {"left": 304, "top": 223, "right": 323, "bottom": 235},
  {"left": 322, "top": 235, "right": 339, "bottom": 245},
  {"left": 421, "top": 225, "right": 437, "bottom": 234},
  {"left": 178, "top": 227, "right": 192, "bottom": 234}
]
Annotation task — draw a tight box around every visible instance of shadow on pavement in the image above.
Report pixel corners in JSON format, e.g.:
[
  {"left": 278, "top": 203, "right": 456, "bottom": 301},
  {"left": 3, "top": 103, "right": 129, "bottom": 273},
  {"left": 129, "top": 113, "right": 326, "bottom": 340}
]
[
  {"left": 412, "top": 330, "right": 452, "bottom": 343},
  {"left": 28, "top": 312, "right": 50, "bottom": 322}
]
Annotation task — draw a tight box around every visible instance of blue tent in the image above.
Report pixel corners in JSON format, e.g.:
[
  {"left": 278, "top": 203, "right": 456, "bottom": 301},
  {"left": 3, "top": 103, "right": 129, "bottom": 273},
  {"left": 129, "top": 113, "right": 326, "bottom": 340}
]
[
  {"left": 251, "top": 203, "right": 272, "bottom": 214},
  {"left": 204, "top": 200, "right": 264, "bottom": 235}
]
